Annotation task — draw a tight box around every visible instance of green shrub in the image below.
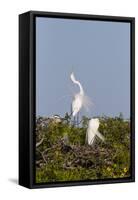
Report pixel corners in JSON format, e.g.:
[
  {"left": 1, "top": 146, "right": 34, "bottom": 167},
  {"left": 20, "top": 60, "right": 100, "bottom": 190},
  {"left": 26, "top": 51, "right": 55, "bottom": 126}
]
[{"left": 36, "top": 115, "right": 130, "bottom": 183}]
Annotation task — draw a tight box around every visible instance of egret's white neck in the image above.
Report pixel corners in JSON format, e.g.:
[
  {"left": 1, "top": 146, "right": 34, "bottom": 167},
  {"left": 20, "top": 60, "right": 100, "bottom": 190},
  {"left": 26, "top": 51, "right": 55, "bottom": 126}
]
[
  {"left": 70, "top": 73, "right": 84, "bottom": 95},
  {"left": 75, "top": 80, "right": 84, "bottom": 95}
]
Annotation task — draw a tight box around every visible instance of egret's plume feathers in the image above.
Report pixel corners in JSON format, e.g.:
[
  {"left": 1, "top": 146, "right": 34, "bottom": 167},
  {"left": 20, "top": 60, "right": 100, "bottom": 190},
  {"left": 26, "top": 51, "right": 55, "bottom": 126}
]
[
  {"left": 96, "top": 131, "right": 105, "bottom": 142},
  {"left": 83, "top": 95, "right": 93, "bottom": 112}
]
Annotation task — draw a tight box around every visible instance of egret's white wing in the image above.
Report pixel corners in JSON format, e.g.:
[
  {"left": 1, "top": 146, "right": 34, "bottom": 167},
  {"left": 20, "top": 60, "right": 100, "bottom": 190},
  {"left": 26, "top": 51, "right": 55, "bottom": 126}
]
[
  {"left": 72, "top": 94, "right": 83, "bottom": 117},
  {"left": 89, "top": 118, "right": 100, "bottom": 132},
  {"left": 86, "top": 128, "right": 96, "bottom": 145},
  {"left": 72, "top": 100, "right": 82, "bottom": 116},
  {"left": 86, "top": 118, "right": 105, "bottom": 146}
]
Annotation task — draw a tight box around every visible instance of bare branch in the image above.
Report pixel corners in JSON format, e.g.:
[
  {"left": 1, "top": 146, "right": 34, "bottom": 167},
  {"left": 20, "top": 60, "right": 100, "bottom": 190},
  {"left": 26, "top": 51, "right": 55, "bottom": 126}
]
[{"left": 36, "top": 137, "right": 44, "bottom": 148}]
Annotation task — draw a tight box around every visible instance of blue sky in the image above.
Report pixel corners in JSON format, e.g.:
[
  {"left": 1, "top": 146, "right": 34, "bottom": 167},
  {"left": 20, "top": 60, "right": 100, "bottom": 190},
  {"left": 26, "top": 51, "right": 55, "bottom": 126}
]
[{"left": 36, "top": 17, "right": 130, "bottom": 118}]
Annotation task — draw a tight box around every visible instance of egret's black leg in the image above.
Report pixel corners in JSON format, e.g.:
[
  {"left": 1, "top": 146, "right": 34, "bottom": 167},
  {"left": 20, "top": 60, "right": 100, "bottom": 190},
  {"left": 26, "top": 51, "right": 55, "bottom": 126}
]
[{"left": 77, "top": 112, "right": 79, "bottom": 127}]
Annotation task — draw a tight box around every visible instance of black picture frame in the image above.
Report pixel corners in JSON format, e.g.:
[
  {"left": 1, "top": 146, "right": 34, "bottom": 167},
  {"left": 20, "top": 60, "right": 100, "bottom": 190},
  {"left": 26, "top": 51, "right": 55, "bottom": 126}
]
[{"left": 19, "top": 10, "right": 135, "bottom": 189}]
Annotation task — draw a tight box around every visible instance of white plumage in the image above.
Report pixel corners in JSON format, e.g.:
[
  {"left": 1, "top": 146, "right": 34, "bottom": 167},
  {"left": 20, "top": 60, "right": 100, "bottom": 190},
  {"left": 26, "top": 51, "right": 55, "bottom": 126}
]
[
  {"left": 71, "top": 93, "right": 83, "bottom": 117},
  {"left": 70, "top": 72, "right": 92, "bottom": 117},
  {"left": 85, "top": 118, "right": 105, "bottom": 145}
]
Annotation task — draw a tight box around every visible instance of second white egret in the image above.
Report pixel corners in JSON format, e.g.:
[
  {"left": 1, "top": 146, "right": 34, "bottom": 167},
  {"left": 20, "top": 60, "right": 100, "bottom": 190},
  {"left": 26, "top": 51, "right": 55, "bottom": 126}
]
[{"left": 85, "top": 118, "right": 105, "bottom": 145}]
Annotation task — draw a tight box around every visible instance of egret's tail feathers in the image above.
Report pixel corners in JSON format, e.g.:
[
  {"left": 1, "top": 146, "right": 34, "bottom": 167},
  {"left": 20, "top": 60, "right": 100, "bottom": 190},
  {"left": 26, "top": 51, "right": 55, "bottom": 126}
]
[{"left": 96, "top": 131, "right": 105, "bottom": 142}]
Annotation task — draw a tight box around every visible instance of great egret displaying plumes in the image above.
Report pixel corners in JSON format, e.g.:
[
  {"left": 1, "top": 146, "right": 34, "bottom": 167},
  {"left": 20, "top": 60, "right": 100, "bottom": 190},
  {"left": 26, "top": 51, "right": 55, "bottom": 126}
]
[
  {"left": 85, "top": 118, "right": 105, "bottom": 145},
  {"left": 70, "top": 72, "right": 92, "bottom": 117}
]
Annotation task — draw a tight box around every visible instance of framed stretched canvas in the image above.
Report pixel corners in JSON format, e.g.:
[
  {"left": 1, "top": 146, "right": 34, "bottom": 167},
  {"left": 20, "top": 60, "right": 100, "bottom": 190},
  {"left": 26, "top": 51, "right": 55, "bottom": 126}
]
[{"left": 19, "top": 11, "right": 135, "bottom": 189}]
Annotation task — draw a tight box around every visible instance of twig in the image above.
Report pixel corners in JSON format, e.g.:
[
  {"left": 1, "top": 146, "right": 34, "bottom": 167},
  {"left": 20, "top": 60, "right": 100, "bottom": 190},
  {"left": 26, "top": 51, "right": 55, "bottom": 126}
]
[{"left": 36, "top": 137, "right": 44, "bottom": 147}]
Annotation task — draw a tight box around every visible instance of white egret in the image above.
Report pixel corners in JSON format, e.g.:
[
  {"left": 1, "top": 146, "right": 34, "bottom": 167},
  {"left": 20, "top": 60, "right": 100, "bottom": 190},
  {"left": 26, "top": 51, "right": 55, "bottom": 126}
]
[
  {"left": 70, "top": 72, "right": 92, "bottom": 118},
  {"left": 85, "top": 118, "right": 105, "bottom": 145}
]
